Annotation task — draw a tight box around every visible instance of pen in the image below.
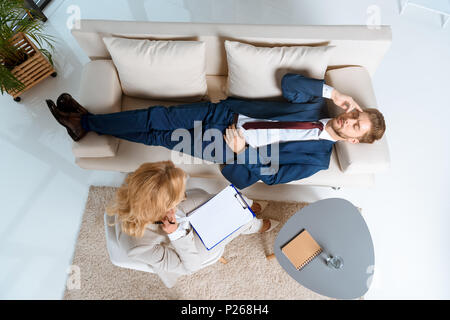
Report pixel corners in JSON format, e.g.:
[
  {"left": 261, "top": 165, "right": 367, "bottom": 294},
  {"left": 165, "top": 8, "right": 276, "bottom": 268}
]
[
  {"left": 154, "top": 217, "right": 190, "bottom": 225},
  {"left": 154, "top": 221, "right": 175, "bottom": 225}
]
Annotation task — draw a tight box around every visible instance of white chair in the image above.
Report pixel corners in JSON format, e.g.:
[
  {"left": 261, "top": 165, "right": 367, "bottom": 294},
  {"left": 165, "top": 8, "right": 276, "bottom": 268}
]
[
  {"left": 104, "top": 213, "right": 228, "bottom": 274},
  {"left": 104, "top": 213, "right": 156, "bottom": 273}
]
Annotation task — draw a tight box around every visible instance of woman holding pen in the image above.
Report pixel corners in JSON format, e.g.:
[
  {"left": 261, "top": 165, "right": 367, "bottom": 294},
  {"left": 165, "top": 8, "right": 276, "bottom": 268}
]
[{"left": 106, "top": 161, "right": 278, "bottom": 288}]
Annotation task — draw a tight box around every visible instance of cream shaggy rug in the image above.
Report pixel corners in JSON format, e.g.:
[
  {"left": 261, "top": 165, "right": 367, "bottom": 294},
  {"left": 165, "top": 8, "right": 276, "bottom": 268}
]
[{"left": 64, "top": 186, "right": 331, "bottom": 300}]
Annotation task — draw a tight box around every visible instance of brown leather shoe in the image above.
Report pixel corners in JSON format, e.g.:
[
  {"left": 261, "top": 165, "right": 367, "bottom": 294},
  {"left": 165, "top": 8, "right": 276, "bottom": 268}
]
[
  {"left": 46, "top": 99, "right": 77, "bottom": 140},
  {"left": 46, "top": 99, "right": 87, "bottom": 141},
  {"left": 56, "top": 93, "right": 89, "bottom": 115}
]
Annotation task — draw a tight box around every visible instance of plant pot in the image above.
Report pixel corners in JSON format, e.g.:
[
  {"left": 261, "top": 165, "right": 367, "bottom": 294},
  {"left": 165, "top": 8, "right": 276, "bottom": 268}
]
[
  {"left": 3, "top": 51, "right": 29, "bottom": 70},
  {"left": 6, "top": 32, "right": 56, "bottom": 100}
]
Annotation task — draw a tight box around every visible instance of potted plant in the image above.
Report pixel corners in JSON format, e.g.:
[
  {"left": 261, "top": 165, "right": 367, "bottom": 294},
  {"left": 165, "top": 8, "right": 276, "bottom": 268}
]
[{"left": 0, "top": 0, "right": 56, "bottom": 102}]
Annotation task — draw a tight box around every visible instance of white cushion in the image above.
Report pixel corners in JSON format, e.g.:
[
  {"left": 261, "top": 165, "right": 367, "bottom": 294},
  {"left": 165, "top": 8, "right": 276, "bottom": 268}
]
[
  {"left": 325, "top": 67, "right": 390, "bottom": 174},
  {"left": 102, "top": 37, "right": 208, "bottom": 101},
  {"left": 225, "top": 40, "right": 334, "bottom": 99}
]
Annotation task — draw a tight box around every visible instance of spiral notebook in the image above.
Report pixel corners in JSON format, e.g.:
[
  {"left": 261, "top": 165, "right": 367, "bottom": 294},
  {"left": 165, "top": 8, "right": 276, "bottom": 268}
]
[
  {"left": 281, "top": 229, "right": 323, "bottom": 270},
  {"left": 186, "top": 185, "right": 255, "bottom": 250}
]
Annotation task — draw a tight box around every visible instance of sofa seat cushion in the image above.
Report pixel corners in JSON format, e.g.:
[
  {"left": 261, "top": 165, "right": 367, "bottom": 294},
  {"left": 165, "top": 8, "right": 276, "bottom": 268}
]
[
  {"left": 121, "top": 76, "right": 228, "bottom": 111},
  {"left": 325, "top": 66, "right": 390, "bottom": 174},
  {"left": 76, "top": 141, "right": 222, "bottom": 178},
  {"left": 290, "top": 149, "right": 374, "bottom": 187},
  {"left": 78, "top": 76, "right": 228, "bottom": 175},
  {"left": 76, "top": 142, "right": 374, "bottom": 187},
  {"left": 205, "top": 76, "right": 228, "bottom": 103}
]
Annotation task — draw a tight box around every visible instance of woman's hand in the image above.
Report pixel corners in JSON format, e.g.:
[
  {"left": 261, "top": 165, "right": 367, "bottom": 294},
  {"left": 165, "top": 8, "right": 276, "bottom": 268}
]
[{"left": 161, "top": 208, "right": 178, "bottom": 234}]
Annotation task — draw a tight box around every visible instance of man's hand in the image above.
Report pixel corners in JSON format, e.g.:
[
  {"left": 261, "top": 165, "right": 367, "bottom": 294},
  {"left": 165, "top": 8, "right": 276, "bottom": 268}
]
[
  {"left": 224, "top": 124, "right": 247, "bottom": 154},
  {"left": 331, "top": 89, "right": 363, "bottom": 113},
  {"left": 161, "top": 208, "right": 178, "bottom": 234}
]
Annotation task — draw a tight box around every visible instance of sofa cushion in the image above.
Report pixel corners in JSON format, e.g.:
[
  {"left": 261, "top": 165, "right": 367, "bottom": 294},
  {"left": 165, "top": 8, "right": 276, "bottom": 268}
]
[
  {"left": 325, "top": 67, "right": 390, "bottom": 174},
  {"left": 76, "top": 142, "right": 222, "bottom": 177},
  {"left": 225, "top": 40, "right": 334, "bottom": 99},
  {"left": 102, "top": 37, "right": 208, "bottom": 101},
  {"left": 75, "top": 142, "right": 374, "bottom": 187},
  {"left": 289, "top": 149, "right": 374, "bottom": 187}
]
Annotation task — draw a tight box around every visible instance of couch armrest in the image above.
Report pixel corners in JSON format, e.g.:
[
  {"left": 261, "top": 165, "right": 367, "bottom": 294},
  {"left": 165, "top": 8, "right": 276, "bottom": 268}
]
[
  {"left": 325, "top": 67, "right": 390, "bottom": 174},
  {"left": 72, "top": 60, "right": 122, "bottom": 158},
  {"left": 73, "top": 134, "right": 120, "bottom": 158}
]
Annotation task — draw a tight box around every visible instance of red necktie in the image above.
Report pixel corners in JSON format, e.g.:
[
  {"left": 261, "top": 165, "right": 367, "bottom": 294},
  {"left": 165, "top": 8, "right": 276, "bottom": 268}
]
[{"left": 242, "top": 121, "right": 324, "bottom": 131}]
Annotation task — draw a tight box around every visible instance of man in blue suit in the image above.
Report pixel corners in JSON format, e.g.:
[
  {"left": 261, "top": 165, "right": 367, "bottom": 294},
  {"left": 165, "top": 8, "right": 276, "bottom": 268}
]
[{"left": 46, "top": 74, "right": 386, "bottom": 189}]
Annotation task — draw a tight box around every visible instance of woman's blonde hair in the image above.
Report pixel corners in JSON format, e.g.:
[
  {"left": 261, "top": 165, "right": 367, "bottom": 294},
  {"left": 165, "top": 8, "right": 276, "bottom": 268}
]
[{"left": 106, "top": 161, "right": 187, "bottom": 238}]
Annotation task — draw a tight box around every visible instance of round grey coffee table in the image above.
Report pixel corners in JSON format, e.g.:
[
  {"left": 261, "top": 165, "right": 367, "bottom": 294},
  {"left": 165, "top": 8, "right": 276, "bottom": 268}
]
[{"left": 273, "top": 198, "right": 374, "bottom": 299}]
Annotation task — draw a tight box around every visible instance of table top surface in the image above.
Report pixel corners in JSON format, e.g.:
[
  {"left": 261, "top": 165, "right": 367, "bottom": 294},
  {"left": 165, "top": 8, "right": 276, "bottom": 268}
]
[{"left": 274, "top": 198, "right": 374, "bottom": 299}]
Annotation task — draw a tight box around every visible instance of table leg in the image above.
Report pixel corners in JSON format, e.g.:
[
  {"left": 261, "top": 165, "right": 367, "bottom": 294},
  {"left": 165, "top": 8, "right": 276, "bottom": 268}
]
[
  {"left": 442, "top": 15, "right": 449, "bottom": 28},
  {"left": 400, "top": 0, "right": 410, "bottom": 15},
  {"left": 266, "top": 253, "right": 276, "bottom": 260},
  {"left": 219, "top": 257, "right": 228, "bottom": 264}
]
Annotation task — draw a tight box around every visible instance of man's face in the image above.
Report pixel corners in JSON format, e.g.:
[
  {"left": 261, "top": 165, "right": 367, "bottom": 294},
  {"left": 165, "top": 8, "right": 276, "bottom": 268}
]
[{"left": 330, "top": 110, "right": 371, "bottom": 143}]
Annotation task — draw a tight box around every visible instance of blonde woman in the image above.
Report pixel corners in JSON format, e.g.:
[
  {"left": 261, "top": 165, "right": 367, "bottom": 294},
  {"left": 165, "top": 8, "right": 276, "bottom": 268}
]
[{"left": 106, "top": 161, "right": 278, "bottom": 288}]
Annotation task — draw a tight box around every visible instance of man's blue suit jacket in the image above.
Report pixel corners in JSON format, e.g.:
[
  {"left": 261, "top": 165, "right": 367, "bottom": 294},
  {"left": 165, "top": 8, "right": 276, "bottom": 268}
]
[{"left": 220, "top": 74, "right": 336, "bottom": 189}]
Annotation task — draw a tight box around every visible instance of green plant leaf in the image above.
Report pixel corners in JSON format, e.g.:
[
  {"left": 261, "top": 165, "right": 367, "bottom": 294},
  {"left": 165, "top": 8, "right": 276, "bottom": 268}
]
[{"left": 0, "top": 64, "right": 25, "bottom": 95}]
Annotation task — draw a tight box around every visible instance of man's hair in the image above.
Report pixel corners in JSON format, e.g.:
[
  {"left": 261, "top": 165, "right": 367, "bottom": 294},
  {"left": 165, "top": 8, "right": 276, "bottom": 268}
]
[{"left": 359, "top": 108, "right": 386, "bottom": 144}]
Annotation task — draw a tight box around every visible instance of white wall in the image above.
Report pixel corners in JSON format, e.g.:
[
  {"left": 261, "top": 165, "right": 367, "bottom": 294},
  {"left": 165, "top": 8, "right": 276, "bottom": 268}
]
[{"left": 0, "top": 0, "right": 449, "bottom": 299}]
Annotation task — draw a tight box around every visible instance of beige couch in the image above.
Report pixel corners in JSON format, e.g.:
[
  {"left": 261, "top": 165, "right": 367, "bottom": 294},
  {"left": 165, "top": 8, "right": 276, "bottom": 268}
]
[{"left": 71, "top": 20, "right": 391, "bottom": 189}]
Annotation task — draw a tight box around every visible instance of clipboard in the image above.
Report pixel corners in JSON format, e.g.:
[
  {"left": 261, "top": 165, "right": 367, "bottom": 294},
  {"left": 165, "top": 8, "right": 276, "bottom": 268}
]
[{"left": 185, "top": 184, "right": 255, "bottom": 250}]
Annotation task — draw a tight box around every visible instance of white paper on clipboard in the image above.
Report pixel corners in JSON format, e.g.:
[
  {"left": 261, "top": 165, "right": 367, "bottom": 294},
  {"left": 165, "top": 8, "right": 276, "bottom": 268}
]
[{"left": 187, "top": 185, "right": 255, "bottom": 250}]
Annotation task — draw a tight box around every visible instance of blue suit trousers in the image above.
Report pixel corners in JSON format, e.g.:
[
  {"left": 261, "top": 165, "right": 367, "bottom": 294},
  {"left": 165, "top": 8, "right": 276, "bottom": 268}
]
[{"left": 81, "top": 101, "right": 237, "bottom": 163}]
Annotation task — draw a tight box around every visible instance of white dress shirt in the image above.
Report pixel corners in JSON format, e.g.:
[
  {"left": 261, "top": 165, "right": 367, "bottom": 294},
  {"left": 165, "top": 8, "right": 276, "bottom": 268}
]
[{"left": 236, "top": 84, "right": 336, "bottom": 148}]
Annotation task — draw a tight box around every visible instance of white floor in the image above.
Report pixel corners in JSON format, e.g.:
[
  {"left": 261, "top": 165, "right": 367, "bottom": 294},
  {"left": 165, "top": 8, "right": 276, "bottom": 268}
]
[{"left": 0, "top": 0, "right": 449, "bottom": 300}]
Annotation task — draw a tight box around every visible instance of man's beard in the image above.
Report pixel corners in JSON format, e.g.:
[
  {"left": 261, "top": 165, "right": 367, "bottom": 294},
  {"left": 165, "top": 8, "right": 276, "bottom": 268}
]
[
  {"left": 331, "top": 124, "right": 350, "bottom": 139},
  {"left": 330, "top": 113, "right": 355, "bottom": 140}
]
